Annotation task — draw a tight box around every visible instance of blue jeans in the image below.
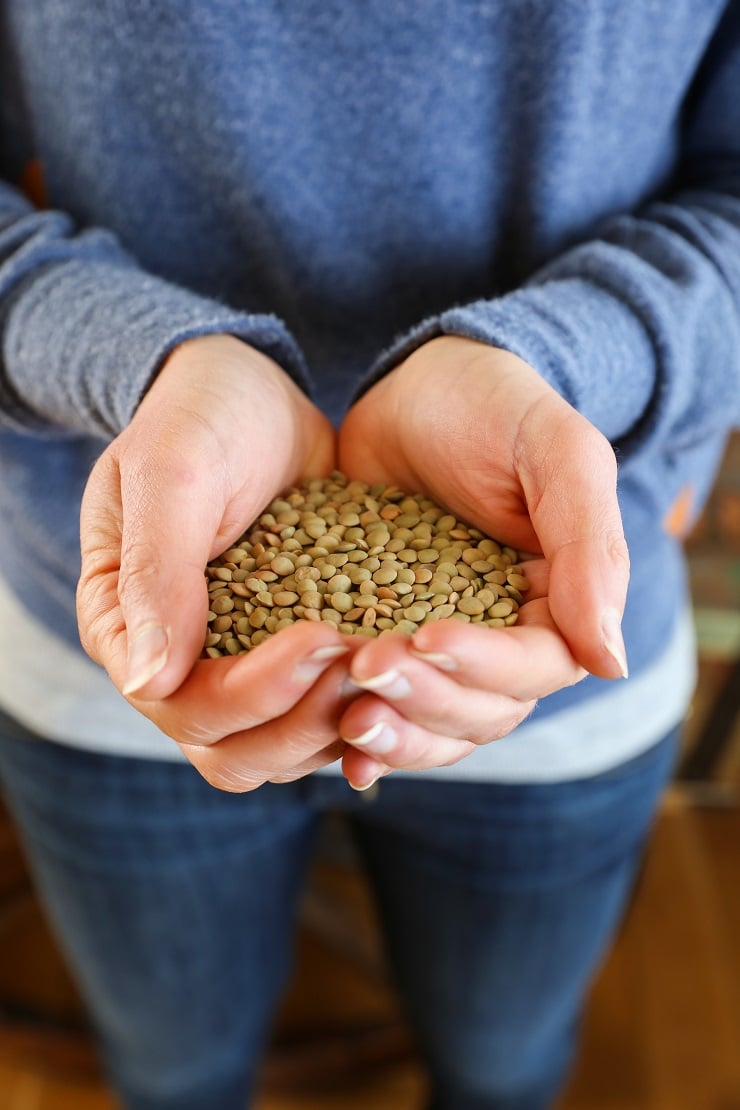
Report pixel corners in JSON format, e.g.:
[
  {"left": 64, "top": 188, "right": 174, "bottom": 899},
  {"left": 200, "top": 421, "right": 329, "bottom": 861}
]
[{"left": 0, "top": 711, "right": 676, "bottom": 1110}]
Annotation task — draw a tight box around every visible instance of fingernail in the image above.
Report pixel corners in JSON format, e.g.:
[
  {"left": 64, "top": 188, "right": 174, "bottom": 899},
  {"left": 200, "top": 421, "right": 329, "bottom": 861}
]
[
  {"left": 347, "top": 765, "right": 391, "bottom": 793},
  {"left": 343, "top": 720, "right": 398, "bottom": 755},
  {"left": 601, "top": 608, "right": 629, "bottom": 679},
  {"left": 122, "top": 623, "right": 169, "bottom": 695},
  {"left": 409, "top": 648, "right": 458, "bottom": 672},
  {"left": 352, "top": 669, "right": 412, "bottom": 700},
  {"left": 349, "top": 775, "right": 381, "bottom": 793},
  {"left": 293, "top": 644, "right": 348, "bottom": 684}
]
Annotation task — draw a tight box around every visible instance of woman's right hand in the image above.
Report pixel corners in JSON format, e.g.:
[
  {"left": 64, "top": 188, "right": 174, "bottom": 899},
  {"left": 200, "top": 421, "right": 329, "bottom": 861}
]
[{"left": 77, "top": 333, "right": 353, "bottom": 789}]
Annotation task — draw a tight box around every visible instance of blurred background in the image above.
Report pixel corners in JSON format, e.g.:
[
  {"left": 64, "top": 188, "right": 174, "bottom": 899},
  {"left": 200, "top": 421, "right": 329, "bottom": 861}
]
[{"left": 1, "top": 433, "right": 738, "bottom": 1110}]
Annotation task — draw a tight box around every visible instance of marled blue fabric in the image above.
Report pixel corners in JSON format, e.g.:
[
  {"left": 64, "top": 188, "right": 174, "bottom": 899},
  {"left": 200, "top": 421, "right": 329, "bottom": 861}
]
[{"left": 0, "top": 2, "right": 738, "bottom": 718}]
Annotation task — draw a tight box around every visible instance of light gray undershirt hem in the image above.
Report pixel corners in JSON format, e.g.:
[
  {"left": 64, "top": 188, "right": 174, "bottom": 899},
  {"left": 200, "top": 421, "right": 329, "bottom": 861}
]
[{"left": 0, "top": 574, "right": 695, "bottom": 782}]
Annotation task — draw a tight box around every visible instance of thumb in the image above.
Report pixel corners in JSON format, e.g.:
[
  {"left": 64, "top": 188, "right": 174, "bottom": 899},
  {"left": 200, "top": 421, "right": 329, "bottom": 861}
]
[
  {"left": 522, "top": 405, "right": 630, "bottom": 680},
  {"left": 79, "top": 334, "right": 337, "bottom": 701},
  {"left": 115, "top": 440, "right": 230, "bottom": 700}
]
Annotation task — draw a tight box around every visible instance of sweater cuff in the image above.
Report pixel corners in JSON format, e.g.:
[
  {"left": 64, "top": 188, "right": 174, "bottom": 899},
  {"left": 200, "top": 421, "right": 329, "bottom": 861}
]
[
  {"left": 3, "top": 258, "right": 310, "bottom": 438},
  {"left": 362, "top": 277, "right": 657, "bottom": 446}
]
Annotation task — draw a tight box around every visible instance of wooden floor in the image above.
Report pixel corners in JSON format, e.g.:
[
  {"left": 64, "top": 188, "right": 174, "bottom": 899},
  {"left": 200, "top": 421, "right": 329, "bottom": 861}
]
[{"left": 1, "top": 646, "right": 739, "bottom": 1110}]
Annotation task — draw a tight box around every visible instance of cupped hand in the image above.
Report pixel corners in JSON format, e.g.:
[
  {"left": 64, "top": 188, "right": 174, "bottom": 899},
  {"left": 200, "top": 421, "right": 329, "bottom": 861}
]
[
  {"left": 78, "top": 334, "right": 346, "bottom": 786},
  {"left": 337, "top": 335, "right": 629, "bottom": 786},
  {"left": 138, "top": 624, "right": 364, "bottom": 791}
]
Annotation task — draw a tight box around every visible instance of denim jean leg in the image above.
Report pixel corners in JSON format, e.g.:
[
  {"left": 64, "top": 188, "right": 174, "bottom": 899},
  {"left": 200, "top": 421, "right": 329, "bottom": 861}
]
[
  {"left": 348, "top": 731, "right": 677, "bottom": 1110},
  {"left": 0, "top": 717, "right": 318, "bottom": 1110}
]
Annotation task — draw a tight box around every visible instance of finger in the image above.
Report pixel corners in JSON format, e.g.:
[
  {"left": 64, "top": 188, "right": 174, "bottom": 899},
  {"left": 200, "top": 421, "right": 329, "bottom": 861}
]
[
  {"left": 519, "top": 401, "right": 630, "bottom": 679},
  {"left": 346, "top": 608, "right": 580, "bottom": 724},
  {"left": 267, "top": 739, "right": 348, "bottom": 785},
  {"left": 184, "top": 737, "right": 348, "bottom": 792},
  {"left": 409, "top": 599, "right": 587, "bottom": 701},
  {"left": 341, "top": 753, "right": 393, "bottom": 792},
  {"left": 179, "top": 649, "right": 357, "bottom": 791},
  {"left": 107, "top": 336, "right": 336, "bottom": 702},
  {"left": 112, "top": 419, "right": 240, "bottom": 699},
  {"left": 138, "top": 622, "right": 350, "bottom": 744},
  {"left": 339, "top": 698, "right": 478, "bottom": 772},
  {"left": 340, "top": 668, "right": 533, "bottom": 749}
]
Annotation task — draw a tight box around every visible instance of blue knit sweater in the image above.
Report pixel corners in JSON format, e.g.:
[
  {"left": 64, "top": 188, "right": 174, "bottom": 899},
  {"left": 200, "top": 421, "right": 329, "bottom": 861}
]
[{"left": 0, "top": 1, "right": 738, "bottom": 731}]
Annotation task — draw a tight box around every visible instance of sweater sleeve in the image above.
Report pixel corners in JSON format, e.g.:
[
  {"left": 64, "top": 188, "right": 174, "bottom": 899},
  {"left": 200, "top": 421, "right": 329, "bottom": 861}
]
[
  {"left": 365, "top": 3, "right": 740, "bottom": 464},
  {"left": 0, "top": 185, "right": 310, "bottom": 439}
]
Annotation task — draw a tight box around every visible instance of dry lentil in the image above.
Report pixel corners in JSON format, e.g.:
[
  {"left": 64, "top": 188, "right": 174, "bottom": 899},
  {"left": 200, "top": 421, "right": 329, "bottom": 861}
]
[{"left": 202, "top": 472, "right": 528, "bottom": 654}]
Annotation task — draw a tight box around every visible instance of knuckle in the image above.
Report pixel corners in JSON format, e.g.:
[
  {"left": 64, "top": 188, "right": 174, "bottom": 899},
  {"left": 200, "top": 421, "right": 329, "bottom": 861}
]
[
  {"left": 117, "top": 544, "right": 162, "bottom": 607},
  {"left": 80, "top": 612, "right": 113, "bottom": 665},
  {"left": 520, "top": 698, "right": 538, "bottom": 721},
  {"left": 577, "top": 421, "right": 616, "bottom": 466},
  {"left": 76, "top": 579, "right": 123, "bottom": 666},
  {"left": 606, "top": 531, "right": 630, "bottom": 577},
  {"left": 189, "top": 751, "right": 262, "bottom": 793},
  {"left": 276, "top": 725, "right": 329, "bottom": 764},
  {"left": 565, "top": 667, "right": 588, "bottom": 690},
  {"left": 168, "top": 719, "right": 221, "bottom": 746},
  {"left": 571, "top": 424, "right": 618, "bottom": 489},
  {"left": 486, "top": 707, "right": 533, "bottom": 741},
  {"left": 156, "top": 703, "right": 251, "bottom": 751},
  {"left": 269, "top": 741, "right": 344, "bottom": 781},
  {"left": 590, "top": 425, "right": 616, "bottom": 461},
  {"left": 441, "top": 740, "right": 476, "bottom": 766}
]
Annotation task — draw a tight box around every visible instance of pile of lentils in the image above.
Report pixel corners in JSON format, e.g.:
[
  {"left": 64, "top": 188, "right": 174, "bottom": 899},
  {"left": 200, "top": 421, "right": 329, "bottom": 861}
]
[{"left": 203, "top": 472, "right": 529, "bottom": 657}]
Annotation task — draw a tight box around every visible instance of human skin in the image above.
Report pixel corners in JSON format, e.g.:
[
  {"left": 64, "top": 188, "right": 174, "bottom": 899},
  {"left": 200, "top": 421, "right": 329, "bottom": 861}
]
[
  {"left": 336, "top": 336, "right": 629, "bottom": 788},
  {"left": 77, "top": 334, "right": 360, "bottom": 790},
  {"left": 77, "top": 334, "right": 628, "bottom": 791}
]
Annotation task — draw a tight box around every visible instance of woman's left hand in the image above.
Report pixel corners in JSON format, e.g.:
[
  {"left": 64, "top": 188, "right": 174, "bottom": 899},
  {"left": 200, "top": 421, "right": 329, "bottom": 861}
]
[{"left": 337, "top": 336, "right": 629, "bottom": 787}]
